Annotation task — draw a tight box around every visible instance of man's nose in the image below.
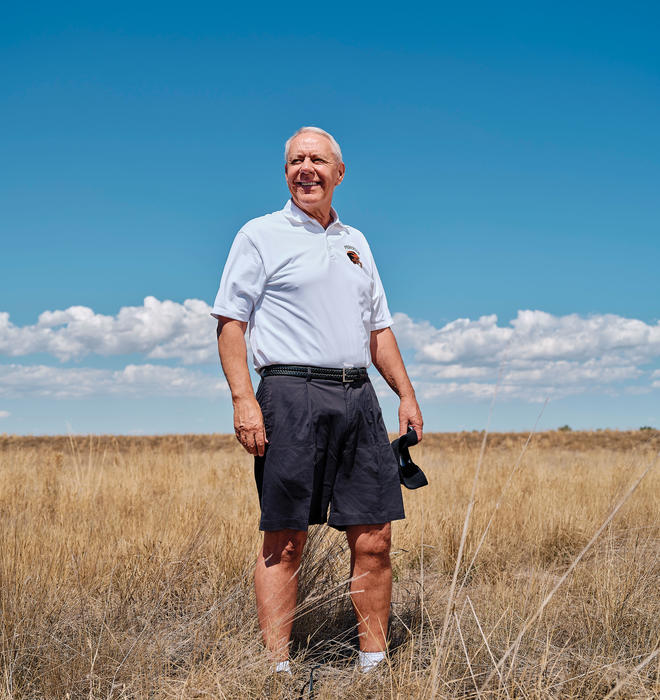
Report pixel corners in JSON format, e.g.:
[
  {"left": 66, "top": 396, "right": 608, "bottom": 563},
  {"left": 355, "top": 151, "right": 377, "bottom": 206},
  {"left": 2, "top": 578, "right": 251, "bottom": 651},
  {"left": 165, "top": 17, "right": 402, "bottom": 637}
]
[{"left": 300, "top": 156, "right": 314, "bottom": 171}]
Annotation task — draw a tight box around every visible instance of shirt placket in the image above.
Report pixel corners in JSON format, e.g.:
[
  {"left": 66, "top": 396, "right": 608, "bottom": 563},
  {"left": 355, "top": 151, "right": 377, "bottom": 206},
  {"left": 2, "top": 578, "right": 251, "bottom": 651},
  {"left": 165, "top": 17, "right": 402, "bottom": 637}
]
[
  {"left": 325, "top": 228, "right": 335, "bottom": 261},
  {"left": 325, "top": 224, "right": 342, "bottom": 262}
]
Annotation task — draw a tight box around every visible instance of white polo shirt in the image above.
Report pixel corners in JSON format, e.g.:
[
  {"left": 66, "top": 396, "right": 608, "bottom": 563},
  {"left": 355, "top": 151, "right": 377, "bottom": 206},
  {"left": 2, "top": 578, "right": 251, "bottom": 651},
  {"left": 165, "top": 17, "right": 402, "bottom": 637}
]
[{"left": 211, "top": 199, "right": 393, "bottom": 371}]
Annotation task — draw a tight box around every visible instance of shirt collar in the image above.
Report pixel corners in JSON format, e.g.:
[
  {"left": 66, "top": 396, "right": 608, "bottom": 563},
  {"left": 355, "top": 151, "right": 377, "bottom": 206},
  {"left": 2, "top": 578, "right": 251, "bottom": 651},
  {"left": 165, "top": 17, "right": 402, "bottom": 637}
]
[{"left": 282, "top": 198, "right": 342, "bottom": 230}]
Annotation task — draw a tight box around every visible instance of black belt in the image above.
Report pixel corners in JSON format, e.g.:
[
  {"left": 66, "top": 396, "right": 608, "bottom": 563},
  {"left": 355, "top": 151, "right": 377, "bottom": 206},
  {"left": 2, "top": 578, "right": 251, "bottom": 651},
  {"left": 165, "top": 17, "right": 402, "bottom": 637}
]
[{"left": 261, "top": 364, "right": 368, "bottom": 383}]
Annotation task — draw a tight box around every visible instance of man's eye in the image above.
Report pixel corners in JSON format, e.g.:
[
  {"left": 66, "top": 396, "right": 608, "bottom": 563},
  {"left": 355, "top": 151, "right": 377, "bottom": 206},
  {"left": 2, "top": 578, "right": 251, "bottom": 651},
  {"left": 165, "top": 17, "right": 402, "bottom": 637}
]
[
  {"left": 313, "top": 158, "right": 326, "bottom": 163},
  {"left": 290, "top": 159, "right": 302, "bottom": 164}
]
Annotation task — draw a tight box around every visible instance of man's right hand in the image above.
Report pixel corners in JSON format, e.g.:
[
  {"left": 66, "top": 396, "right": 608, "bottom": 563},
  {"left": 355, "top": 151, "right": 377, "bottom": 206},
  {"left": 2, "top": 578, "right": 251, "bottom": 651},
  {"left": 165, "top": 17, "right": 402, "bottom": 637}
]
[{"left": 233, "top": 396, "right": 268, "bottom": 456}]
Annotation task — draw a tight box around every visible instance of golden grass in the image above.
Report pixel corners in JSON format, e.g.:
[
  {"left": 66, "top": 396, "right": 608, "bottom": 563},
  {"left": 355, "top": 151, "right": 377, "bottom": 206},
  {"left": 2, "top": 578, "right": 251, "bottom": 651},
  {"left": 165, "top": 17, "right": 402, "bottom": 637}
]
[{"left": 0, "top": 432, "right": 658, "bottom": 698}]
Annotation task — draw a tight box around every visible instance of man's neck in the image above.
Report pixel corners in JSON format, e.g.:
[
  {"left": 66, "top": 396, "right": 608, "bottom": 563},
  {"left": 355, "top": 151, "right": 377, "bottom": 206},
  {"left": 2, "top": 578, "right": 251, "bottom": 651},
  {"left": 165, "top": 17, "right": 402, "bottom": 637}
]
[{"left": 293, "top": 201, "right": 334, "bottom": 229}]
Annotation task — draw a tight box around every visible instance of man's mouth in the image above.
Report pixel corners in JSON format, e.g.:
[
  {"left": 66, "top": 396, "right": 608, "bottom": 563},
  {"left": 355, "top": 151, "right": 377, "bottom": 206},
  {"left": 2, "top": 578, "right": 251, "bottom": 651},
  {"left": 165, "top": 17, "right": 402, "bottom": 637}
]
[{"left": 295, "top": 181, "right": 321, "bottom": 187}]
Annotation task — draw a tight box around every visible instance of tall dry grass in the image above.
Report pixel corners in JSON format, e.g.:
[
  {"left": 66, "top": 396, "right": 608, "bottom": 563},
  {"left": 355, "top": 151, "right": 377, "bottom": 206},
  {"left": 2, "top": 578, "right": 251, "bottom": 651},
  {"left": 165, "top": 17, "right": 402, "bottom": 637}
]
[{"left": 0, "top": 432, "right": 658, "bottom": 698}]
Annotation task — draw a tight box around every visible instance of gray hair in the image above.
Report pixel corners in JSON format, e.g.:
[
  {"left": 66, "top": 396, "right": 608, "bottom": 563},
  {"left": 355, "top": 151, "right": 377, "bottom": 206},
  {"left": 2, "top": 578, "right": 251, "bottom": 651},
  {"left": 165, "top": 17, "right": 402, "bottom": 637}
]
[{"left": 284, "top": 126, "right": 343, "bottom": 163}]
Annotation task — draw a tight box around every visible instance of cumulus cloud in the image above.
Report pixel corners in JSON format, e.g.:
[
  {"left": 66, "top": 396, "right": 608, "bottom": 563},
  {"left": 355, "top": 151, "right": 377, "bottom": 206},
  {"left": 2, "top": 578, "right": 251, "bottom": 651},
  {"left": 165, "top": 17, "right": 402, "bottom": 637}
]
[
  {"left": 1, "top": 299, "right": 659, "bottom": 402},
  {"left": 393, "top": 311, "right": 660, "bottom": 401},
  {"left": 0, "top": 297, "right": 217, "bottom": 364},
  {"left": 0, "top": 364, "right": 228, "bottom": 399},
  {"left": 0, "top": 410, "right": 10, "bottom": 419},
  {"left": 393, "top": 311, "right": 660, "bottom": 365}
]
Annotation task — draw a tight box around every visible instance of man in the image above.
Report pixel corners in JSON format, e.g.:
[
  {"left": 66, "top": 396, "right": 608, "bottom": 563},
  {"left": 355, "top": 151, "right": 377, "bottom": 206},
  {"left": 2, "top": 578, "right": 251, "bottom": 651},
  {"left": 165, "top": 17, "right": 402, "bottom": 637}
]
[{"left": 212, "top": 126, "right": 422, "bottom": 674}]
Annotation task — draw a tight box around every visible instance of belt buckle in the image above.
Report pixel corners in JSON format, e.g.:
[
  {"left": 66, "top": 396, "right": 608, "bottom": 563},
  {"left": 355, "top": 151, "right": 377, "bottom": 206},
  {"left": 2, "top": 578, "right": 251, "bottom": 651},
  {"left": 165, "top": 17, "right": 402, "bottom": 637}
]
[{"left": 342, "top": 368, "right": 354, "bottom": 383}]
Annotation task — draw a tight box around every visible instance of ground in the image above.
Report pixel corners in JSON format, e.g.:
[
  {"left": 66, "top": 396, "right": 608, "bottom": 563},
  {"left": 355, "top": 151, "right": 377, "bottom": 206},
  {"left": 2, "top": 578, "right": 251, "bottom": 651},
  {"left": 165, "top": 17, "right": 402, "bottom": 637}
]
[{"left": 0, "top": 431, "right": 658, "bottom": 698}]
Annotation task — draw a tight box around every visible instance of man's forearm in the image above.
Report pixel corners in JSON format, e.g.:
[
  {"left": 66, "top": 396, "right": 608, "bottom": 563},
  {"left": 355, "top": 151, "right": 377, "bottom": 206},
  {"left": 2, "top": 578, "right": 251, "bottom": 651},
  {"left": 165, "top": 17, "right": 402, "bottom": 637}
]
[
  {"left": 216, "top": 317, "right": 254, "bottom": 400},
  {"left": 370, "top": 328, "right": 415, "bottom": 398},
  {"left": 370, "top": 327, "right": 423, "bottom": 438},
  {"left": 216, "top": 317, "right": 267, "bottom": 455}
]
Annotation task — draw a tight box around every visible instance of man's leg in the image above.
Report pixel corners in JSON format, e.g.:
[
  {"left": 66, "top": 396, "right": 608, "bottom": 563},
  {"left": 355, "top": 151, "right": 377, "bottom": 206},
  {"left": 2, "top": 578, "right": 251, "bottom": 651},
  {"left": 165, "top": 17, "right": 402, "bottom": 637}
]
[
  {"left": 345, "top": 522, "right": 392, "bottom": 652},
  {"left": 254, "top": 529, "right": 307, "bottom": 661}
]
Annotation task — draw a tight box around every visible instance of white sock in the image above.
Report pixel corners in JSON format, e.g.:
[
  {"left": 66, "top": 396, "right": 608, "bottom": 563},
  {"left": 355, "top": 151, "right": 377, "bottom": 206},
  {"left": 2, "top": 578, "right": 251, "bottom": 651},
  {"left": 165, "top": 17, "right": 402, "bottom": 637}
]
[
  {"left": 358, "top": 650, "right": 386, "bottom": 672},
  {"left": 274, "top": 660, "right": 291, "bottom": 675}
]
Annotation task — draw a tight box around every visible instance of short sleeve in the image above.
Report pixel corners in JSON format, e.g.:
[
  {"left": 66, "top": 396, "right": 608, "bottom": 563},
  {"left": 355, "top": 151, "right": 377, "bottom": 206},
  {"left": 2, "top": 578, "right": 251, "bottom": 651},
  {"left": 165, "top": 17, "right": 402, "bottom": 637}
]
[
  {"left": 369, "top": 258, "right": 393, "bottom": 331},
  {"left": 211, "top": 232, "right": 266, "bottom": 322}
]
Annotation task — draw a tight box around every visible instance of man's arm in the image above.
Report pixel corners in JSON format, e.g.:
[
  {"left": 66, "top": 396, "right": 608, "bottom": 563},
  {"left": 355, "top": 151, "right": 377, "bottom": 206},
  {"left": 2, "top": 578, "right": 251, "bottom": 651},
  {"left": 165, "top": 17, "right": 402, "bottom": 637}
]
[
  {"left": 216, "top": 316, "right": 267, "bottom": 456},
  {"left": 370, "top": 327, "right": 423, "bottom": 440}
]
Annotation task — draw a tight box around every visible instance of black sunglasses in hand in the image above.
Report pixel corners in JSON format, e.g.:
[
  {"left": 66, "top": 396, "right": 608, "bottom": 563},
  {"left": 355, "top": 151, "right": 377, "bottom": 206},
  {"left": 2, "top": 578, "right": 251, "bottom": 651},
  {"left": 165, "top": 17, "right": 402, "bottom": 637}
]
[{"left": 391, "top": 427, "right": 428, "bottom": 490}]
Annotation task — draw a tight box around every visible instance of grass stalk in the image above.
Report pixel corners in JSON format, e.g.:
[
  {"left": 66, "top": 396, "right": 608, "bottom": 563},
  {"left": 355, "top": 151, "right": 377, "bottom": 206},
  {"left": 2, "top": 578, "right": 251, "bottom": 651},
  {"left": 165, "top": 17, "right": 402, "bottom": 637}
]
[{"left": 480, "top": 450, "right": 660, "bottom": 692}]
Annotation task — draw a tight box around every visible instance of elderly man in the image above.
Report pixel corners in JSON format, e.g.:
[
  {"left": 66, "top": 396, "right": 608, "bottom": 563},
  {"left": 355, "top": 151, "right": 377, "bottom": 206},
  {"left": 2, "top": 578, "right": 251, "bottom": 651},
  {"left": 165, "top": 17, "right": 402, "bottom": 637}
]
[{"left": 212, "top": 126, "right": 423, "bottom": 674}]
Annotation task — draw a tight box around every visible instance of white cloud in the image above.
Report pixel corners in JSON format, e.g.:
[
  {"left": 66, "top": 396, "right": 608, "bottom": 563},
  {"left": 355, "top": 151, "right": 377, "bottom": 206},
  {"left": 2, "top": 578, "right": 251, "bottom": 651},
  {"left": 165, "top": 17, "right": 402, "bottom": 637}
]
[
  {"left": 392, "top": 311, "right": 660, "bottom": 401},
  {"left": 0, "top": 410, "right": 9, "bottom": 419},
  {"left": 1, "top": 299, "right": 659, "bottom": 402},
  {"left": 0, "top": 364, "right": 228, "bottom": 399},
  {"left": 393, "top": 310, "right": 660, "bottom": 365},
  {"left": 0, "top": 297, "right": 217, "bottom": 364}
]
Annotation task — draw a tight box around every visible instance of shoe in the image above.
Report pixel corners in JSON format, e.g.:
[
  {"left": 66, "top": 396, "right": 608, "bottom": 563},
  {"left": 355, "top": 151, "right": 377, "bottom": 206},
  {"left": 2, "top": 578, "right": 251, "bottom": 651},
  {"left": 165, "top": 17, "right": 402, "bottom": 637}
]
[{"left": 265, "top": 667, "right": 297, "bottom": 699}]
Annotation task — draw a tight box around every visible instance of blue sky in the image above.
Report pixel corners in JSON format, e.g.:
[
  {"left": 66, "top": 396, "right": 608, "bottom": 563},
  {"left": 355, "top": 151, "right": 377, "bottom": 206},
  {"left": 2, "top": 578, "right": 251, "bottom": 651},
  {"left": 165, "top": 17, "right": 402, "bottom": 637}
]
[{"left": 1, "top": 2, "right": 659, "bottom": 434}]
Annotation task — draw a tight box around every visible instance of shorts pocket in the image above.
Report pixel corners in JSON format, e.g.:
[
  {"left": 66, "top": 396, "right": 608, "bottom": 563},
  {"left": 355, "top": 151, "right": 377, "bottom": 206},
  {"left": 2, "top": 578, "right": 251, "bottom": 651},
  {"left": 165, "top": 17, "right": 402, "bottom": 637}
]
[
  {"left": 255, "top": 378, "right": 265, "bottom": 402},
  {"left": 364, "top": 381, "right": 390, "bottom": 447},
  {"left": 263, "top": 377, "right": 312, "bottom": 447}
]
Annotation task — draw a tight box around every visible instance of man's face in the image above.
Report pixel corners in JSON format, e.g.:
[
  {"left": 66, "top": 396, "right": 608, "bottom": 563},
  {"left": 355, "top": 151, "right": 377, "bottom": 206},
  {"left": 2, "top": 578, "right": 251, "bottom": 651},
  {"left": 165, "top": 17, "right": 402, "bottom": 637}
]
[{"left": 285, "top": 133, "right": 345, "bottom": 214}]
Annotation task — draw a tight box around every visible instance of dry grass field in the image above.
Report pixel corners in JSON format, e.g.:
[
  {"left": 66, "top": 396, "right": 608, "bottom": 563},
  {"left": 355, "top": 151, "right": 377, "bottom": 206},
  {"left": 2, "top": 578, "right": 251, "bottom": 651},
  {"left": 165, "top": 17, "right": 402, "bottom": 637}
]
[{"left": 0, "top": 431, "right": 658, "bottom": 699}]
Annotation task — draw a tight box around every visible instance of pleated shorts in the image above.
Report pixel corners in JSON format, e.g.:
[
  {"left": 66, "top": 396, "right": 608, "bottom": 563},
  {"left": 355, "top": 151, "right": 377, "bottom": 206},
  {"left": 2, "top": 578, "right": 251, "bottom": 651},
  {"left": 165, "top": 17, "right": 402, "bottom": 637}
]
[{"left": 253, "top": 374, "right": 405, "bottom": 531}]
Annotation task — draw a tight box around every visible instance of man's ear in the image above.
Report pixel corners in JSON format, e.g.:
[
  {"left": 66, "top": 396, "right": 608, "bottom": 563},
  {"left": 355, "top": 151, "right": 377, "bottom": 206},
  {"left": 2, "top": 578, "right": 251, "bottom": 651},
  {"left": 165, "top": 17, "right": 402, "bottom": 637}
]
[{"left": 336, "top": 162, "right": 345, "bottom": 185}]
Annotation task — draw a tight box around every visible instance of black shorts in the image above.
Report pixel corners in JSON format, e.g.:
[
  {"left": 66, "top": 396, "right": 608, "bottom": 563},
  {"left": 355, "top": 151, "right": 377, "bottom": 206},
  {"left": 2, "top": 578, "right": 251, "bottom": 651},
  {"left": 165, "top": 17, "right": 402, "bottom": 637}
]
[{"left": 254, "top": 374, "right": 405, "bottom": 532}]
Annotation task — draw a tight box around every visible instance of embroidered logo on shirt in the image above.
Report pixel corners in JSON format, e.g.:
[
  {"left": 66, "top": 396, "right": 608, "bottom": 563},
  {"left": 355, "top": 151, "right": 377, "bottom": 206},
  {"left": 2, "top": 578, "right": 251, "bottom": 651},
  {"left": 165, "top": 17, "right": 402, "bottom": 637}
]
[{"left": 346, "top": 250, "right": 363, "bottom": 268}]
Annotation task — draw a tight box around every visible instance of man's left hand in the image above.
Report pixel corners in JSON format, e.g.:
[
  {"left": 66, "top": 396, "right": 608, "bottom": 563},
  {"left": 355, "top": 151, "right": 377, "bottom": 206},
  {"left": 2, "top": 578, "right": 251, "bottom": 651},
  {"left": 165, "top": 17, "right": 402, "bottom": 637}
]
[{"left": 399, "top": 395, "right": 423, "bottom": 441}]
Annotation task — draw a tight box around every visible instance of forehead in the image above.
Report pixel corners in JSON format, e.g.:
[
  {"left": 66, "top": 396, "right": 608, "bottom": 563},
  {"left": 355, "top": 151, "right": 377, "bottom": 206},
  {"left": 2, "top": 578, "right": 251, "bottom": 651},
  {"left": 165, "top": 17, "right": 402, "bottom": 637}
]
[{"left": 288, "top": 133, "right": 334, "bottom": 158}]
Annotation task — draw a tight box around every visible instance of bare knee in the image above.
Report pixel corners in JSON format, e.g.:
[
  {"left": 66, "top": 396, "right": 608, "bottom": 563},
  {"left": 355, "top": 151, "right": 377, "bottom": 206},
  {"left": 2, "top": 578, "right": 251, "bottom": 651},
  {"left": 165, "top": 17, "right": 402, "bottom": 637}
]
[
  {"left": 349, "top": 523, "right": 392, "bottom": 566},
  {"left": 262, "top": 530, "right": 307, "bottom": 568}
]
